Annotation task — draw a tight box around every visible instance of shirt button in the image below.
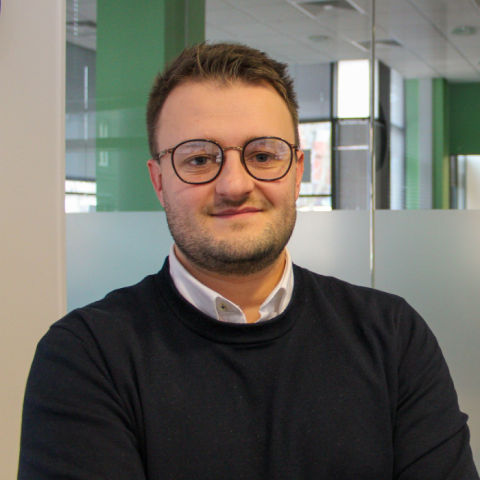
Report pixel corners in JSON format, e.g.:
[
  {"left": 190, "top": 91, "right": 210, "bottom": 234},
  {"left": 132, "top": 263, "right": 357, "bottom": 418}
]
[{"left": 219, "top": 303, "right": 228, "bottom": 311}]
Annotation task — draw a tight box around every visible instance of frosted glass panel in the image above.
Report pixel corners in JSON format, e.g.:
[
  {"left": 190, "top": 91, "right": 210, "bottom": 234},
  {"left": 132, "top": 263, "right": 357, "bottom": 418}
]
[
  {"left": 67, "top": 211, "right": 371, "bottom": 310},
  {"left": 66, "top": 210, "right": 479, "bottom": 464},
  {"left": 67, "top": 211, "right": 478, "bottom": 462},
  {"left": 66, "top": 212, "right": 173, "bottom": 311},
  {"left": 290, "top": 211, "right": 370, "bottom": 287},
  {"left": 375, "top": 211, "right": 480, "bottom": 464}
]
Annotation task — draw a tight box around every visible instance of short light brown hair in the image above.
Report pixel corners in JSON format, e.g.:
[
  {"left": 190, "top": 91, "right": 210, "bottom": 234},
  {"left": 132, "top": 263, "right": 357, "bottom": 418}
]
[{"left": 146, "top": 42, "right": 299, "bottom": 158}]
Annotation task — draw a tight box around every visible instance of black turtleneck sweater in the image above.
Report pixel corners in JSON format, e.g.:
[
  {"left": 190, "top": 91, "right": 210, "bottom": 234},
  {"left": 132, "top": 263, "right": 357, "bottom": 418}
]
[{"left": 19, "top": 260, "right": 478, "bottom": 479}]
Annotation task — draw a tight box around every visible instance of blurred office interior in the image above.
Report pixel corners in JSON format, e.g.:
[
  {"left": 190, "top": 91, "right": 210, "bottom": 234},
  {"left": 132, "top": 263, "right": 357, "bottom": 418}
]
[
  {"left": 63, "top": 0, "right": 480, "bottom": 469},
  {"left": 1, "top": 1, "right": 479, "bottom": 477}
]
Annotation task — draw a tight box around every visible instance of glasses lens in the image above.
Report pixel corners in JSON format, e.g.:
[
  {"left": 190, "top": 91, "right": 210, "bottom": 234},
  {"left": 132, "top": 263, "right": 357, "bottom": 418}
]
[
  {"left": 173, "top": 141, "right": 222, "bottom": 183},
  {"left": 243, "top": 138, "right": 292, "bottom": 180}
]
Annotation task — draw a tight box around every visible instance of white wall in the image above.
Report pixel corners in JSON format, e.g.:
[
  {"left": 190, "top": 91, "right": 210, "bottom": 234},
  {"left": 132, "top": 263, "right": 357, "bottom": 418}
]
[{"left": 0, "top": 1, "right": 66, "bottom": 478}]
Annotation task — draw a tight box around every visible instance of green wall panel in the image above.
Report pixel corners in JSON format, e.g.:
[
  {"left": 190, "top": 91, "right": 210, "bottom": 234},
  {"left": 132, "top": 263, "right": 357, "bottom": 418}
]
[
  {"left": 432, "top": 78, "right": 449, "bottom": 209},
  {"left": 406, "top": 78, "right": 451, "bottom": 210},
  {"left": 405, "top": 79, "right": 420, "bottom": 209},
  {"left": 96, "top": 0, "right": 205, "bottom": 211},
  {"left": 449, "top": 82, "right": 480, "bottom": 156}
]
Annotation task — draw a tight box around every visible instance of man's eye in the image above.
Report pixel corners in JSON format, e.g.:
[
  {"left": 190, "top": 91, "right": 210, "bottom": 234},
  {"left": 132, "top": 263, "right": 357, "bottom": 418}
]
[
  {"left": 188, "top": 155, "right": 218, "bottom": 166},
  {"left": 191, "top": 156, "right": 209, "bottom": 166},
  {"left": 255, "top": 152, "right": 271, "bottom": 163},
  {"left": 247, "top": 151, "right": 276, "bottom": 164}
]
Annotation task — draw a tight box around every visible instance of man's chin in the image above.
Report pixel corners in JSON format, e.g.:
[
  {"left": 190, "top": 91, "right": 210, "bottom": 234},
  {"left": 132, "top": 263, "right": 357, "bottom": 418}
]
[
  {"left": 178, "top": 237, "right": 284, "bottom": 277},
  {"left": 208, "top": 216, "right": 262, "bottom": 235},
  {"left": 206, "top": 225, "right": 264, "bottom": 242}
]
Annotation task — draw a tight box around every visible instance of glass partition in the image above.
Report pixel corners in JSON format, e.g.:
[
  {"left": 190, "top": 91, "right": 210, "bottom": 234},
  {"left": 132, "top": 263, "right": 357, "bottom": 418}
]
[
  {"left": 65, "top": 0, "right": 480, "bottom": 464},
  {"left": 65, "top": 0, "right": 480, "bottom": 212},
  {"left": 371, "top": 0, "right": 480, "bottom": 462},
  {"left": 375, "top": 210, "right": 480, "bottom": 463},
  {"left": 373, "top": 0, "right": 480, "bottom": 210},
  {"left": 207, "top": 0, "right": 374, "bottom": 211},
  {"left": 66, "top": 0, "right": 97, "bottom": 212},
  {"left": 65, "top": 0, "right": 205, "bottom": 213}
]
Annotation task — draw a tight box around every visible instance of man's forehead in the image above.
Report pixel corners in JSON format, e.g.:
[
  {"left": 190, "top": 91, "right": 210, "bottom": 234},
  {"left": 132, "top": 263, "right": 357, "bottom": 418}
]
[
  {"left": 162, "top": 79, "right": 282, "bottom": 109},
  {"left": 156, "top": 80, "right": 294, "bottom": 141}
]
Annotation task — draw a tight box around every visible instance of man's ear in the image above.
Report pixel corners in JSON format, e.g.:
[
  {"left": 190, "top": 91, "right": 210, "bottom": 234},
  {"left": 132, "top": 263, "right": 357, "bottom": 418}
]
[
  {"left": 294, "top": 150, "right": 305, "bottom": 200},
  {"left": 147, "top": 159, "right": 165, "bottom": 207}
]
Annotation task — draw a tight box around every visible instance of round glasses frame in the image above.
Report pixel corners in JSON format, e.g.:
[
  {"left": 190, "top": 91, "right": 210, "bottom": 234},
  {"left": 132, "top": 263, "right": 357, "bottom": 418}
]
[{"left": 156, "top": 136, "right": 299, "bottom": 185}]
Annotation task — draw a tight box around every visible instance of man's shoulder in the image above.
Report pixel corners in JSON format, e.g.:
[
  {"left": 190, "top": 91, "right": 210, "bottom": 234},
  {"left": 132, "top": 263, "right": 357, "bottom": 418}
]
[
  {"left": 293, "top": 263, "right": 404, "bottom": 306},
  {"left": 47, "top": 270, "right": 165, "bottom": 348},
  {"left": 292, "top": 263, "right": 416, "bottom": 332},
  {"left": 72, "top": 271, "right": 159, "bottom": 317}
]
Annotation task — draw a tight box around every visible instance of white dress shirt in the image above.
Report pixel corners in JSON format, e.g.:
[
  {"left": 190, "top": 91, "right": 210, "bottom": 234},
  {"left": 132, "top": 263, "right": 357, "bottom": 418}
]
[{"left": 168, "top": 244, "right": 294, "bottom": 324}]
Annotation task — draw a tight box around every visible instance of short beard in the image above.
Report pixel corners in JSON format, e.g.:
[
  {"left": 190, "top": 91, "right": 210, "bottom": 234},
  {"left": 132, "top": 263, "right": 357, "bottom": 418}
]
[{"left": 163, "top": 194, "right": 297, "bottom": 277}]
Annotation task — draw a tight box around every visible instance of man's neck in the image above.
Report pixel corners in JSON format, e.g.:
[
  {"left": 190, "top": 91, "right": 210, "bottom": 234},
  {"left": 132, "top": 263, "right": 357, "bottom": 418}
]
[{"left": 173, "top": 245, "right": 287, "bottom": 324}]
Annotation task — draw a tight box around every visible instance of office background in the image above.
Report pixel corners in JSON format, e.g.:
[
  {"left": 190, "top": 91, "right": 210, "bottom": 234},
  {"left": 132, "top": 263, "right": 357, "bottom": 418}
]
[{"left": 1, "top": 0, "right": 480, "bottom": 477}]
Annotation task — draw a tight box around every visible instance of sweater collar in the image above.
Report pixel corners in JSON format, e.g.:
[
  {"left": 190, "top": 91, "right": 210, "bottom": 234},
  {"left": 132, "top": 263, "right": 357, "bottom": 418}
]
[
  {"left": 155, "top": 258, "right": 305, "bottom": 345},
  {"left": 168, "top": 244, "right": 294, "bottom": 324}
]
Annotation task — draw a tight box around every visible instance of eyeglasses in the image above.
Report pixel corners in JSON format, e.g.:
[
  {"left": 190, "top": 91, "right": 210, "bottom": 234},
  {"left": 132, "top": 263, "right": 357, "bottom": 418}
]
[{"left": 156, "top": 137, "right": 298, "bottom": 185}]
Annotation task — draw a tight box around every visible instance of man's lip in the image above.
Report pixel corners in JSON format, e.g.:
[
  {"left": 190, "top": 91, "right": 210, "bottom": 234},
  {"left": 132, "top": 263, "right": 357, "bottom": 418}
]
[{"left": 211, "top": 207, "right": 262, "bottom": 217}]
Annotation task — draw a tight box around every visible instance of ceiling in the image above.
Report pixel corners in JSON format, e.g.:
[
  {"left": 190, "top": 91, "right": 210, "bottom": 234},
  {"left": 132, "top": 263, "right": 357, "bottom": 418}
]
[{"left": 66, "top": 0, "right": 480, "bottom": 81}]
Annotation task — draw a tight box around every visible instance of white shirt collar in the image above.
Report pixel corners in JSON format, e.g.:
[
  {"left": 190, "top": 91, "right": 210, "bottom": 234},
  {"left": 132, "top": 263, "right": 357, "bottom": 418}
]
[{"left": 168, "top": 244, "right": 294, "bottom": 324}]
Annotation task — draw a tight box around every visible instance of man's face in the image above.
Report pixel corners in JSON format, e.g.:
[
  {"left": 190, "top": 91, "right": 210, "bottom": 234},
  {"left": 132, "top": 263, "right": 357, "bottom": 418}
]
[{"left": 147, "top": 80, "right": 304, "bottom": 277}]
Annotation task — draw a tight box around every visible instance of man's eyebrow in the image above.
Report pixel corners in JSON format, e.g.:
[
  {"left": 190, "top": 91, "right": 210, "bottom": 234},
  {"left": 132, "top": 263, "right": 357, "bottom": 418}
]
[
  {"left": 208, "top": 135, "right": 269, "bottom": 146},
  {"left": 243, "top": 135, "right": 266, "bottom": 144}
]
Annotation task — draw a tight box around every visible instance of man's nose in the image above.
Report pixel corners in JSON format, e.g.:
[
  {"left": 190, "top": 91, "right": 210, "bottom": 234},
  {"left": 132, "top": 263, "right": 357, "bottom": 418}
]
[{"left": 214, "top": 149, "right": 255, "bottom": 198}]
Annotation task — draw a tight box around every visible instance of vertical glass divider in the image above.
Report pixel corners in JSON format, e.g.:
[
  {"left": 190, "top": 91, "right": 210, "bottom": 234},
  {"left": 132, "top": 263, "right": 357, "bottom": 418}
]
[{"left": 369, "top": 0, "right": 376, "bottom": 289}]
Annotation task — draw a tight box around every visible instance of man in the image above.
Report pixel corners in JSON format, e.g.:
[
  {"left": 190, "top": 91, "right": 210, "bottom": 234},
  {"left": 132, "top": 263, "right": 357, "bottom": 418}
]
[{"left": 19, "top": 43, "right": 478, "bottom": 479}]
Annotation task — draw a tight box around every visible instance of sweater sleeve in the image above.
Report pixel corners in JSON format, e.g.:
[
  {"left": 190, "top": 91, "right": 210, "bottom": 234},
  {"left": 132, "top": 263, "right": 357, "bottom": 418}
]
[
  {"left": 18, "top": 322, "right": 147, "bottom": 480},
  {"left": 392, "top": 300, "right": 479, "bottom": 480}
]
